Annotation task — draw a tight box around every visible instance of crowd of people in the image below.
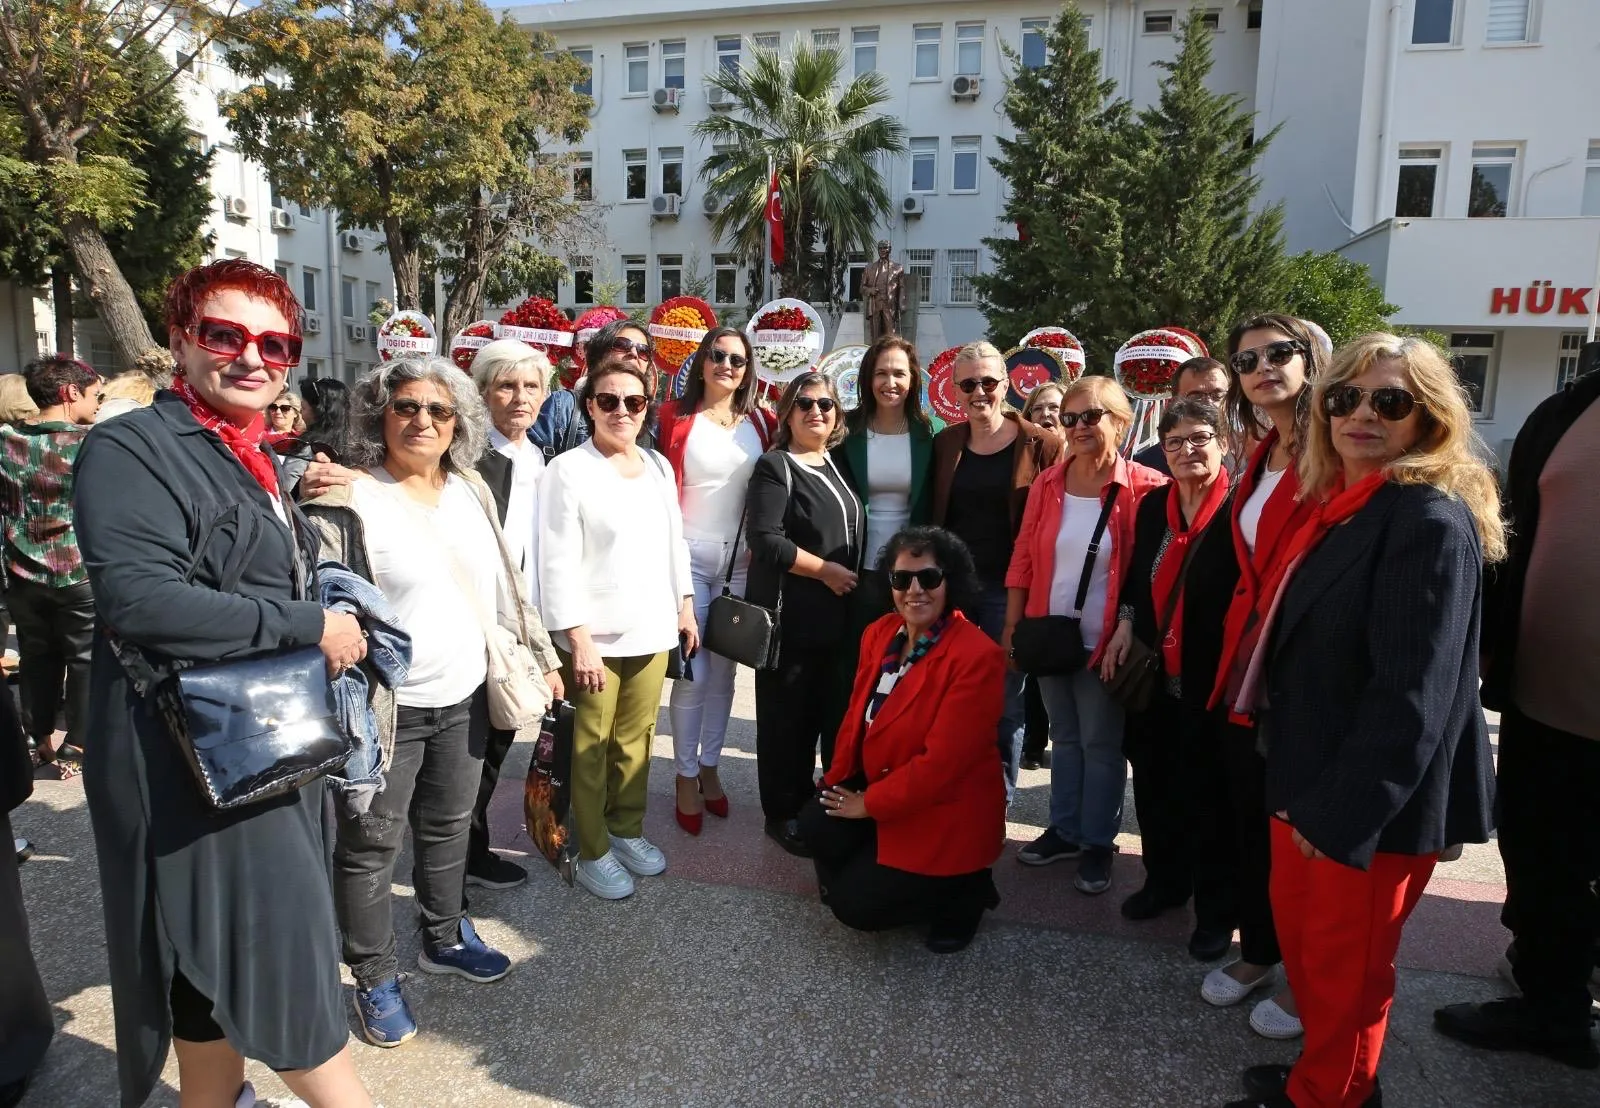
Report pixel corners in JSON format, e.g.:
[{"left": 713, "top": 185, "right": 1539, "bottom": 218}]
[{"left": 0, "top": 257, "right": 1595, "bottom": 1108}]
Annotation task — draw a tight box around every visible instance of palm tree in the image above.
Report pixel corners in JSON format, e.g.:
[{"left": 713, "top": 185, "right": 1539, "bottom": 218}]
[{"left": 694, "top": 40, "right": 906, "bottom": 304}]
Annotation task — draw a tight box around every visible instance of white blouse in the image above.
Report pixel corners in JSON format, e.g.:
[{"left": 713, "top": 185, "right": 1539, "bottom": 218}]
[
  {"left": 863, "top": 429, "right": 913, "bottom": 568},
  {"left": 1048, "top": 493, "right": 1114, "bottom": 650},
  {"left": 1239, "top": 464, "right": 1288, "bottom": 555},
  {"left": 680, "top": 414, "right": 763, "bottom": 543}
]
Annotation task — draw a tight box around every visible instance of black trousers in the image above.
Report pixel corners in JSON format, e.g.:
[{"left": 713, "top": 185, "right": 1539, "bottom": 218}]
[
  {"left": 467, "top": 725, "right": 518, "bottom": 869},
  {"left": 1219, "top": 718, "right": 1281, "bottom": 965},
  {"left": 796, "top": 795, "right": 996, "bottom": 932},
  {"left": 1022, "top": 676, "right": 1048, "bottom": 760},
  {"left": 7, "top": 579, "right": 94, "bottom": 746},
  {"left": 754, "top": 644, "right": 852, "bottom": 822},
  {"left": 1125, "top": 692, "right": 1237, "bottom": 930},
  {"left": 0, "top": 813, "right": 53, "bottom": 1086},
  {"left": 1498, "top": 705, "right": 1600, "bottom": 1027}
]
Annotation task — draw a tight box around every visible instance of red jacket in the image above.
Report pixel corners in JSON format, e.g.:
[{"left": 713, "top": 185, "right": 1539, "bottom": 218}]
[
  {"left": 1004, "top": 453, "right": 1169, "bottom": 666},
  {"left": 825, "top": 612, "right": 1007, "bottom": 877},
  {"left": 656, "top": 400, "right": 777, "bottom": 500}
]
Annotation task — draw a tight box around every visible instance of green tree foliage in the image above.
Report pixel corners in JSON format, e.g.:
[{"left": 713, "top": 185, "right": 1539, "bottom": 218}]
[
  {"left": 694, "top": 40, "right": 906, "bottom": 306},
  {"left": 1282, "top": 250, "right": 1398, "bottom": 347}
]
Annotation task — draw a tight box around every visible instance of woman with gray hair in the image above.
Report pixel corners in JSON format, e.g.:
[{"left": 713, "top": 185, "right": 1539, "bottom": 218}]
[{"left": 303, "top": 357, "right": 561, "bottom": 1048}]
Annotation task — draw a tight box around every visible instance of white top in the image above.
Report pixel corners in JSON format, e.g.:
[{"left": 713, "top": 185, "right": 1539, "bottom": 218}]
[
  {"left": 863, "top": 429, "right": 913, "bottom": 568},
  {"left": 1048, "top": 493, "right": 1114, "bottom": 650},
  {"left": 489, "top": 427, "right": 546, "bottom": 603},
  {"left": 538, "top": 441, "right": 694, "bottom": 657},
  {"left": 1239, "top": 463, "right": 1289, "bottom": 555},
  {"left": 353, "top": 471, "right": 501, "bottom": 708},
  {"left": 680, "top": 413, "right": 763, "bottom": 543}
]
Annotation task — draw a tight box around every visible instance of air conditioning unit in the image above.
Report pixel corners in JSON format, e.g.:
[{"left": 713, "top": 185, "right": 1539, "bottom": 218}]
[
  {"left": 346, "top": 322, "right": 370, "bottom": 342},
  {"left": 702, "top": 193, "right": 726, "bottom": 216},
  {"left": 341, "top": 231, "right": 363, "bottom": 252},
  {"left": 901, "top": 195, "right": 925, "bottom": 218},
  {"left": 652, "top": 87, "right": 683, "bottom": 113},
  {"left": 651, "top": 193, "right": 681, "bottom": 218},
  {"left": 223, "top": 195, "right": 250, "bottom": 219},
  {"left": 269, "top": 207, "right": 294, "bottom": 231},
  {"left": 950, "top": 75, "right": 981, "bottom": 100},
  {"left": 706, "top": 86, "right": 734, "bottom": 111},
  {"left": 304, "top": 313, "right": 323, "bottom": 335}
]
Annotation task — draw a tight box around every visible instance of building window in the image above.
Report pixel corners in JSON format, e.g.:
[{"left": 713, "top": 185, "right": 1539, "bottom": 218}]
[
  {"left": 752, "top": 32, "right": 779, "bottom": 51},
  {"left": 572, "top": 152, "right": 593, "bottom": 201},
  {"left": 624, "top": 149, "right": 647, "bottom": 201},
  {"left": 572, "top": 258, "right": 594, "bottom": 305},
  {"left": 301, "top": 268, "right": 319, "bottom": 312},
  {"left": 846, "top": 253, "right": 868, "bottom": 303},
  {"left": 1485, "top": 0, "right": 1532, "bottom": 44},
  {"left": 1469, "top": 144, "right": 1517, "bottom": 218},
  {"left": 812, "top": 29, "right": 840, "bottom": 51},
  {"left": 625, "top": 44, "right": 649, "bottom": 95},
  {"left": 1396, "top": 146, "right": 1444, "bottom": 217},
  {"left": 1144, "top": 11, "right": 1176, "bottom": 34},
  {"left": 909, "top": 138, "right": 938, "bottom": 193},
  {"left": 657, "top": 255, "right": 684, "bottom": 302},
  {"left": 659, "top": 147, "right": 683, "bottom": 196},
  {"left": 1448, "top": 332, "right": 1496, "bottom": 414},
  {"left": 341, "top": 277, "right": 357, "bottom": 320},
  {"left": 1200, "top": 10, "right": 1222, "bottom": 31},
  {"left": 906, "top": 248, "right": 935, "bottom": 306},
  {"left": 1411, "top": 0, "right": 1458, "bottom": 45},
  {"left": 716, "top": 36, "right": 741, "bottom": 72},
  {"left": 913, "top": 25, "right": 941, "bottom": 80},
  {"left": 1557, "top": 332, "right": 1585, "bottom": 391},
  {"left": 304, "top": 358, "right": 323, "bottom": 378},
  {"left": 947, "top": 249, "right": 979, "bottom": 304},
  {"left": 1584, "top": 142, "right": 1600, "bottom": 216},
  {"left": 951, "top": 137, "right": 980, "bottom": 193},
  {"left": 714, "top": 255, "right": 739, "bottom": 304},
  {"left": 1247, "top": 0, "right": 1263, "bottom": 31},
  {"left": 624, "top": 256, "right": 647, "bottom": 305},
  {"left": 853, "top": 27, "right": 878, "bottom": 75},
  {"left": 955, "top": 23, "right": 984, "bottom": 75},
  {"left": 1020, "top": 19, "right": 1049, "bottom": 68},
  {"left": 88, "top": 340, "right": 119, "bottom": 376},
  {"left": 570, "top": 48, "right": 593, "bottom": 96},
  {"left": 274, "top": 262, "right": 292, "bottom": 283},
  {"left": 662, "top": 40, "right": 685, "bottom": 90}
]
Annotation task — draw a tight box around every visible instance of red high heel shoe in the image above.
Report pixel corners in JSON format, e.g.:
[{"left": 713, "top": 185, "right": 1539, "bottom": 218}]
[
  {"left": 675, "top": 805, "right": 703, "bottom": 835},
  {"left": 699, "top": 774, "right": 729, "bottom": 819}
]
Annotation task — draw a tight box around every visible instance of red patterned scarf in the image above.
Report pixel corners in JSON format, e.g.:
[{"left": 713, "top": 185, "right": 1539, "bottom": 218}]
[
  {"left": 1151, "top": 472, "right": 1230, "bottom": 678},
  {"left": 171, "top": 378, "right": 281, "bottom": 498}
]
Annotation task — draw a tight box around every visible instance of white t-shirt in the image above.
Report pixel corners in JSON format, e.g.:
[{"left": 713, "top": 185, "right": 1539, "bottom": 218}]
[
  {"left": 353, "top": 471, "right": 499, "bottom": 708},
  {"left": 1238, "top": 463, "right": 1288, "bottom": 556},
  {"left": 1048, "top": 493, "right": 1114, "bottom": 649},
  {"left": 680, "top": 414, "right": 763, "bottom": 543},
  {"left": 489, "top": 427, "right": 545, "bottom": 587},
  {"left": 864, "top": 429, "right": 913, "bottom": 568}
]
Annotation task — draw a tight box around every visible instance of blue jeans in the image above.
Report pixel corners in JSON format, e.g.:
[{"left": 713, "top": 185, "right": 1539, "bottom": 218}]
[
  {"left": 1039, "top": 667, "right": 1126, "bottom": 850},
  {"left": 971, "top": 581, "right": 1026, "bottom": 795}
]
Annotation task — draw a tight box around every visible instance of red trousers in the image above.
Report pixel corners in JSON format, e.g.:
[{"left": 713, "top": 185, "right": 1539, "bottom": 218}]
[{"left": 1269, "top": 819, "right": 1437, "bottom": 1108}]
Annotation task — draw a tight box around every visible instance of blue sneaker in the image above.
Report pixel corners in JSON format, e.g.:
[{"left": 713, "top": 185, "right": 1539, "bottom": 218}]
[
  {"left": 416, "top": 916, "right": 511, "bottom": 983},
  {"left": 353, "top": 976, "right": 416, "bottom": 1048}
]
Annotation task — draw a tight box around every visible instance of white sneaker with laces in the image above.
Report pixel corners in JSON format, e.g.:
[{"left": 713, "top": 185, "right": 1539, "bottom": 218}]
[
  {"left": 575, "top": 852, "right": 636, "bottom": 900},
  {"left": 608, "top": 833, "right": 667, "bottom": 876},
  {"left": 1250, "top": 994, "right": 1305, "bottom": 1039},
  {"left": 1201, "top": 961, "right": 1279, "bottom": 1007}
]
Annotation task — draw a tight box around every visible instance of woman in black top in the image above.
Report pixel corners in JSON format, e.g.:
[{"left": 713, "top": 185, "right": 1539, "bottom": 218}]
[
  {"left": 1102, "top": 400, "right": 1241, "bottom": 961},
  {"left": 746, "top": 371, "right": 864, "bottom": 856}
]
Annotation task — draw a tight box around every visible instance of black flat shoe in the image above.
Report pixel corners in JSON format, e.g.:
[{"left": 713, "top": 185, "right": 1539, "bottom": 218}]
[
  {"left": 926, "top": 911, "right": 982, "bottom": 954},
  {"left": 1434, "top": 998, "right": 1600, "bottom": 1069},
  {"left": 1240, "top": 1064, "right": 1382, "bottom": 1107},
  {"left": 1019, "top": 754, "right": 1042, "bottom": 771},
  {"left": 763, "top": 818, "right": 812, "bottom": 859},
  {"left": 1189, "top": 923, "right": 1236, "bottom": 962}
]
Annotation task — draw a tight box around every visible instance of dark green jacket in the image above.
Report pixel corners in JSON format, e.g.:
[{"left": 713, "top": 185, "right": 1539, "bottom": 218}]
[{"left": 837, "top": 418, "right": 938, "bottom": 530}]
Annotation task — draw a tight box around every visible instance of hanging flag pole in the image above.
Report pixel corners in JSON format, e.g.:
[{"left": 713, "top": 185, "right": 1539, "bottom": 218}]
[
  {"left": 764, "top": 154, "right": 773, "bottom": 305},
  {"left": 764, "top": 157, "right": 785, "bottom": 304}
]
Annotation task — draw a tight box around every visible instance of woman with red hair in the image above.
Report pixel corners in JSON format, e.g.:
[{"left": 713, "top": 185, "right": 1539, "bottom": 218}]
[{"left": 73, "top": 260, "right": 374, "bottom": 1108}]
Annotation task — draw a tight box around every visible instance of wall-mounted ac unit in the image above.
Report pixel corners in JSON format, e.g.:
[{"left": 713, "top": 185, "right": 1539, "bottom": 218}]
[
  {"left": 346, "top": 322, "right": 370, "bottom": 342},
  {"left": 652, "top": 193, "right": 681, "bottom": 218},
  {"left": 702, "top": 194, "right": 725, "bottom": 216},
  {"left": 341, "top": 231, "right": 363, "bottom": 252},
  {"left": 304, "top": 313, "right": 323, "bottom": 334},
  {"left": 706, "top": 86, "right": 734, "bottom": 111},
  {"left": 652, "top": 87, "right": 683, "bottom": 113},
  {"left": 269, "top": 208, "right": 294, "bottom": 231},
  {"left": 901, "top": 195, "right": 926, "bottom": 218},
  {"left": 223, "top": 195, "right": 250, "bottom": 219},
  {"left": 950, "top": 75, "right": 981, "bottom": 100}
]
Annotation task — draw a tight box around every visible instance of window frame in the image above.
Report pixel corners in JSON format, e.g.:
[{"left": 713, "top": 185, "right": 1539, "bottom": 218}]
[
  {"left": 1468, "top": 143, "right": 1519, "bottom": 219},
  {"left": 572, "top": 152, "right": 593, "bottom": 202},
  {"left": 657, "top": 254, "right": 684, "bottom": 302},
  {"left": 572, "top": 257, "right": 595, "bottom": 306},
  {"left": 909, "top": 137, "right": 939, "bottom": 194},
  {"left": 913, "top": 24, "right": 942, "bottom": 81},
  {"left": 951, "top": 136, "right": 981, "bottom": 194},
  {"left": 301, "top": 268, "right": 319, "bottom": 312},
  {"left": 1143, "top": 11, "right": 1176, "bottom": 35},
  {"left": 1446, "top": 331, "right": 1498, "bottom": 417},
  {"left": 1484, "top": 0, "right": 1536, "bottom": 46},
  {"left": 340, "top": 275, "right": 358, "bottom": 321},
  {"left": 623, "top": 149, "right": 648, "bottom": 202},
  {"left": 1246, "top": 0, "right": 1263, "bottom": 31},
  {"left": 659, "top": 147, "right": 684, "bottom": 198},
  {"left": 716, "top": 36, "right": 742, "bottom": 72},
  {"left": 569, "top": 47, "right": 594, "bottom": 97},
  {"left": 812, "top": 28, "right": 840, "bottom": 51},
  {"left": 905, "top": 248, "right": 936, "bottom": 307},
  {"left": 752, "top": 32, "right": 780, "bottom": 52},
  {"left": 946, "top": 249, "right": 980, "bottom": 305},
  {"left": 1409, "top": 0, "right": 1462, "bottom": 48},
  {"left": 1199, "top": 10, "right": 1223, "bottom": 31},
  {"left": 713, "top": 254, "right": 739, "bottom": 305},
  {"left": 852, "top": 26, "right": 879, "bottom": 75},
  {"left": 1020, "top": 18, "right": 1050, "bottom": 69},
  {"left": 955, "top": 22, "right": 985, "bottom": 76},
  {"left": 623, "top": 256, "right": 648, "bottom": 306},
  {"left": 1395, "top": 145, "right": 1446, "bottom": 218},
  {"left": 1582, "top": 141, "right": 1600, "bottom": 217},
  {"left": 661, "top": 39, "right": 686, "bottom": 90},
  {"left": 1557, "top": 332, "right": 1585, "bottom": 391},
  {"left": 624, "top": 43, "right": 649, "bottom": 96}
]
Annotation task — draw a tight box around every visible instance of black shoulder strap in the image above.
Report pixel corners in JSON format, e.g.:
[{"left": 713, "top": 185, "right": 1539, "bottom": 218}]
[{"left": 1072, "top": 483, "right": 1120, "bottom": 617}]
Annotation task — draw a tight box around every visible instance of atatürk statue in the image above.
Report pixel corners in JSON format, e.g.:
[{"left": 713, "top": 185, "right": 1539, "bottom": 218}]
[{"left": 862, "top": 240, "right": 906, "bottom": 342}]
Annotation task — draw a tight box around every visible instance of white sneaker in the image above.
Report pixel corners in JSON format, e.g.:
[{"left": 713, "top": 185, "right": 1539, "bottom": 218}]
[
  {"left": 235, "top": 1082, "right": 256, "bottom": 1108},
  {"left": 574, "top": 852, "right": 635, "bottom": 900},
  {"left": 1201, "top": 961, "right": 1279, "bottom": 1007},
  {"left": 608, "top": 833, "right": 667, "bottom": 876},
  {"left": 1250, "top": 994, "right": 1305, "bottom": 1040}
]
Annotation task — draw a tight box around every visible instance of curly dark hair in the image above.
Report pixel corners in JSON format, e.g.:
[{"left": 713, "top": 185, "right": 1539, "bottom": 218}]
[
  {"left": 298, "top": 377, "right": 353, "bottom": 462},
  {"left": 878, "top": 525, "right": 980, "bottom": 619}
]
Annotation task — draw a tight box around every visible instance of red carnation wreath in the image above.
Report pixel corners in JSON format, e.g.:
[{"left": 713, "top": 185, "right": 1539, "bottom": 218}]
[
  {"left": 449, "top": 320, "right": 498, "bottom": 372},
  {"left": 376, "top": 310, "right": 437, "bottom": 362},
  {"left": 649, "top": 297, "right": 717, "bottom": 375},
  {"left": 925, "top": 346, "right": 967, "bottom": 425},
  {"left": 1020, "top": 326, "right": 1087, "bottom": 383},
  {"left": 498, "top": 297, "right": 577, "bottom": 361},
  {"left": 1114, "top": 327, "right": 1209, "bottom": 399}
]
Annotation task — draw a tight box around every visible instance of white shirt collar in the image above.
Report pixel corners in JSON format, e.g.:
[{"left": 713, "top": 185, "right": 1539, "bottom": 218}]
[{"left": 490, "top": 425, "right": 533, "bottom": 458}]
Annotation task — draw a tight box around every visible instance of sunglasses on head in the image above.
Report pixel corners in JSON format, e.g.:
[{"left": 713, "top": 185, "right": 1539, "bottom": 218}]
[
  {"left": 889, "top": 566, "right": 946, "bottom": 592},
  {"left": 708, "top": 348, "right": 748, "bottom": 369},
  {"left": 1324, "top": 384, "right": 1420, "bottom": 421},
  {"left": 957, "top": 375, "right": 1004, "bottom": 395},
  {"left": 1162, "top": 429, "right": 1219, "bottom": 453},
  {"left": 389, "top": 398, "right": 457, "bottom": 422},
  {"left": 793, "top": 395, "right": 836, "bottom": 414},
  {"left": 189, "top": 317, "right": 302, "bottom": 368},
  {"left": 1061, "top": 408, "right": 1107, "bottom": 428},
  {"left": 1229, "top": 339, "right": 1305, "bottom": 376},
  {"left": 594, "top": 392, "right": 649, "bottom": 415},
  {"left": 610, "top": 337, "right": 652, "bottom": 359}
]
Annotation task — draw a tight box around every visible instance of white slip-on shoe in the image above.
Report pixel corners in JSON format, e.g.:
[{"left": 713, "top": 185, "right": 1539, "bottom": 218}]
[
  {"left": 1201, "top": 961, "right": 1279, "bottom": 1007},
  {"left": 575, "top": 852, "right": 636, "bottom": 900},
  {"left": 608, "top": 833, "right": 667, "bottom": 876},
  {"left": 1250, "top": 994, "right": 1306, "bottom": 1040}
]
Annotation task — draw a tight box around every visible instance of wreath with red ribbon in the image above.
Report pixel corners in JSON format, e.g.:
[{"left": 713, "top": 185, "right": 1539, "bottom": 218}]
[
  {"left": 570, "top": 305, "right": 630, "bottom": 386},
  {"left": 1114, "top": 327, "right": 1209, "bottom": 399},
  {"left": 498, "top": 297, "right": 577, "bottom": 360},
  {"left": 449, "top": 320, "right": 497, "bottom": 372},
  {"left": 649, "top": 296, "right": 717, "bottom": 375}
]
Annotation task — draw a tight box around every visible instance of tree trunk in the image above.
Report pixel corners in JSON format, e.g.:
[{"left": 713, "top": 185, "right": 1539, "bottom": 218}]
[
  {"left": 442, "top": 196, "right": 492, "bottom": 338},
  {"left": 51, "top": 263, "right": 74, "bottom": 357},
  {"left": 59, "top": 212, "right": 160, "bottom": 371},
  {"left": 380, "top": 214, "right": 423, "bottom": 310}
]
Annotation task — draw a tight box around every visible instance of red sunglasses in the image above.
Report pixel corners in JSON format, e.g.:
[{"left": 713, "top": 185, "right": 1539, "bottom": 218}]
[{"left": 188, "top": 317, "right": 303, "bottom": 368}]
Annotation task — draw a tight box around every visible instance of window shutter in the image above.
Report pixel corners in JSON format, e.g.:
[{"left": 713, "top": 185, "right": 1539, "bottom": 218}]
[{"left": 1485, "top": 0, "right": 1531, "bottom": 43}]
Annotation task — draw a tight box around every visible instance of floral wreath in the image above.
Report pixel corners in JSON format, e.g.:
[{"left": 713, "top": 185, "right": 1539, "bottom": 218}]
[
  {"left": 376, "top": 310, "right": 437, "bottom": 362},
  {"left": 649, "top": 297, "right": 717, "bottom": 375},
  {"left": 1020, "top": 327, "right": 1087, "bottom": 384},
  {"left": 925, "top": 346, "right": 968, "bottom": 425},
  {"left": 449, "top": 320, "right": 498, "bottom": 372},
  {"left": 747, "top": 298, "right": 826, "bottom": 384},
  {"left": 499, "top": 297, "right": 577, "bottom": 361},
  {"left": 1114, "top": 327, "right": 1209, "bottom": 399}
]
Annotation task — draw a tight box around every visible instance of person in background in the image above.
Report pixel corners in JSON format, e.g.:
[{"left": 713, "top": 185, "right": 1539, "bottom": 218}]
[
  {"left": 94, "top": 371, "right": 157, "bottom": 422},
  {"left": 531, "top": 319, "right": 661, "bottom": 456},
  {"left": 538, "top": 356, "right": 695, "bottom": 899},
  {"left": 1006, "top": 376, "right": 1167, "bottom": 894},
  {"left": 0, "top": 356, "right": 101, "bottom": 774},
  {"left": 1224, "top": 334, "right": 1500, "bottom": 1108},
  {"left": 266, "top": 383, "right": 304, "bottom": 439},
  {"left": 1019, "top": 381, "right": 1068, "bottom": 772},
  {"left": 931, "top": 341, "right": 1063, "bottom": 790},
  {"left": 1131, "top": 357, "right": 1233, "bottom": 477},
  {"left": 464, "top": 338, "right": 553, "bottom": 891},
  {"left": 656, "top": 327, "right": 776, "bottom": 835},
  {"left": 800, "top": 526, "right": 1006, "bottom": 954},
  {"left": 1100, "top": 400, "right": 1239, "bottom": 961},
  {"left": 0, "top": 377, "right": 37, "bottom": 425},
  {"left": 746, "top": 372, "right": 864, "bottom": 858},
  {"left": 1, "top": 674, "right": 50, "bottom": 1108},
  {"left": 292, "top": 377, "right": 356, "bottom": 500}
]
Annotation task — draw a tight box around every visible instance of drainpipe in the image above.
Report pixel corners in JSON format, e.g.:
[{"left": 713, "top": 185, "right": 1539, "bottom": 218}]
[
  {"left": 326, "top": 209, "right": 344, "bottom": 379},
  {"left": 1369, "top": 1, "right": 1403, "bottom": 232}
]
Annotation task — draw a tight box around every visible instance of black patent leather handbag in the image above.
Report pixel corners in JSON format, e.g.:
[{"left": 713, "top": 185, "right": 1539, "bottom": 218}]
[{"left": 702, "top": 496, "right": 781, "bottom": 671}]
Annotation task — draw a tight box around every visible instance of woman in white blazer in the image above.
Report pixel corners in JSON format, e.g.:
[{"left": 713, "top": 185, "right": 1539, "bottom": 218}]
[{"left": 538, "top": 356, "right": 696, "bottom": 901}]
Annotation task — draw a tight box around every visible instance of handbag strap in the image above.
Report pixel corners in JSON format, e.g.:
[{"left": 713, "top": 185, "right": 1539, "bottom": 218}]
[{"left": 1072, "top": 483, "right": 1121, "bottom": 617}]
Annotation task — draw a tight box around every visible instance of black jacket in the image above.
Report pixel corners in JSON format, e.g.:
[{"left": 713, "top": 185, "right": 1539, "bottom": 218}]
[
  {"left": 1258, "top": 482, "right": 1495, "bottom": 869},
  {"left": 1481, "top": 369, "right": 1600, "bottom": 711},
  {"left": 476, "top": 449, "right": 514, "bottom": 526}
]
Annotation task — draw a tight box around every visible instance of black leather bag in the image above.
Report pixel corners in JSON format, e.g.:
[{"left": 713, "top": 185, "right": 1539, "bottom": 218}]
[
  {"left": 1010, "top": 485, "right": 1119, "bottom": 676},
  {"left": 1102, "top": 513, "right": 1201, "bottom": 714},
  {"left": 703, "top": 508, "right": 782, "bottom": 670}
]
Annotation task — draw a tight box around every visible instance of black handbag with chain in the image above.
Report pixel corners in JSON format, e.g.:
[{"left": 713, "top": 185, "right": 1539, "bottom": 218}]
[
  {"left": 703, "top": 457, "right": 793, "bottom": 671},
  {"left": 1010, "top": 485, "right": 1120, "bottom": 676}
]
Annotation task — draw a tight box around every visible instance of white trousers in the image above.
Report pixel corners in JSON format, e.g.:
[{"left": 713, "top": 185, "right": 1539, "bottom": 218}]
[{"left": 669, "top": 537, "right": 747, "bottom": 779}]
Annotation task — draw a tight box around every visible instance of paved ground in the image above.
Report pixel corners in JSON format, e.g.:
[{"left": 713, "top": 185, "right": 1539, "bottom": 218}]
[{"left": 10, "top": 677, "right": 1596, "bottom": 1107}]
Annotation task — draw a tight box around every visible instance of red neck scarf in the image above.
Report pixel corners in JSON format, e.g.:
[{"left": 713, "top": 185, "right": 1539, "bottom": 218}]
[
  {"left": 171, "top": 378, "right": 281, "bottom": 499},
  {"left": 1152, "top": 471, "right": 1230, "bottom": 677}
]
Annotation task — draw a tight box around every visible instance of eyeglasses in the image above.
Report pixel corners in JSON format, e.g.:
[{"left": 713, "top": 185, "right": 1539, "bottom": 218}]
[
  {"left": 188, "top": 317, "right": 302, "bottom": 368},
  {"left": 267, "top": 403, "right": 297, "bottom": 415},
  {"left": 1229, "top": 340, "right": 1305, "bottom": 376},
  {"left": 793, "top": 396, "right": 837, "bottom": 414},
  {"left": 593, "top": 392, "right": 649, "bottom": 415},
  {"left": 389, "top": 398, "right": 457, "bottom": 422},
  {"left": 708, "top": 348, "right": 748, "bottom": 369},
  {"left": 1324, "top": 384, "right": 1420, "bottom": 422},
  {"left": 889, "top": 566, "right": 946, "bottom": 592},
  {"left": 957, "top": 375, "right": 1005, "bottom": 395},
  {"left": 1060, "top": 408, "right": 1107, "bottom": 428},
  {"left": 1162, "top": 430, "right": 1220, "bottom": 453},
  {"left": 1181, "top": 389, "right": 1228, "bottom": 406},
  {"left": 610, "top": 337, "right": 653, "bottom": 360}
]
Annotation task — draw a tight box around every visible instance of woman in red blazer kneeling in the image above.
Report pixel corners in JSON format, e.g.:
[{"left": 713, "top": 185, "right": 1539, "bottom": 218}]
[{"left": 798, "top": 525, "right": 1007, "bottom": 954}]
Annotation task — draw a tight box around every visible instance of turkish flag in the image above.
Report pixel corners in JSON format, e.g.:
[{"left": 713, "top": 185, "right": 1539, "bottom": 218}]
[{"left": 766, "top": 172, "right": 785, "bottom": 267}]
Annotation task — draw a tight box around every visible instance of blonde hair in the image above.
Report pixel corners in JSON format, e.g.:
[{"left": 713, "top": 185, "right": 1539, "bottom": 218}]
[
  {"left": 1062, "top": 375, "right": 1134, "bottom": 439},
  {"left": 1023, "top": 381, "right": 1066, "bottom": 422},
  {"left": 1301, "top": 333, "right": 1506, "bottom": 562},
  {"left": 0, "top": 374, "right": 38, "bottom": 423},
  {"left": 955, "top": 340, "right": 1004, "bottom": 367},
  {"left": 101, "top": 371, "right": 158, "bottom": 408}
]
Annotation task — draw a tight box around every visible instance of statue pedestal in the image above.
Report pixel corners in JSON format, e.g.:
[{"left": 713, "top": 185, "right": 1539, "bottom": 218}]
[
  {"left": 833, "top": 311, "right": 866, "bottom": 350},
  {"left": 913, "top": 307, "right": 946, "bottom": 357}
]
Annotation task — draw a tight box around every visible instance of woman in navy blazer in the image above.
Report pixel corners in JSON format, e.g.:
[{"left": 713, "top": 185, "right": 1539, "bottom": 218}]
[{"left": 1223, "top": 334, "right": 1504, "bottom": 1108}]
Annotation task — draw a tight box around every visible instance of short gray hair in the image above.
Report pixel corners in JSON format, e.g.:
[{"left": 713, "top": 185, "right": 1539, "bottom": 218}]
[
  {"left": 347, "top": 357, "right": 489, "bottom": 473},
  {"left": 470, "top": 338, "right": 551, "bottom": 395}
]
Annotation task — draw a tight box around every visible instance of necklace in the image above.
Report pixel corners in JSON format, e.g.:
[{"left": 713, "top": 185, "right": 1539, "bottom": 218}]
[{"left": 702, "top": 405, "right": 739, "bottom": 429}]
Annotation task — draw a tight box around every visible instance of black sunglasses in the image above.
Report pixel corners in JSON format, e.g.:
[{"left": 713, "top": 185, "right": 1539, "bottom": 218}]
[
  {"left": 1324, "top": 384, "right": 1419, "bottom": 421},
  {"left": 889, "top": 566, "right": 946, "bottom": 592},
  {"left": 957, "top": 375, "right": 1005, "bottom": 395},
  {"left": 1229, "top": 339, "right": 1305, "bottom": 376},
  {"left": 708, "top": 348, "right": 748, "bottom": 369},
  {"left": 594, "top": 392, "right": 649, "bottom": 415},
  {"left": 1161, "top": 429, "right": 1219, "bottom": 453},
  {"left": 267, "top": 403, "right": 296, "bottom": 414},
  {"left": 389, "top": 398, "right": 457, "bottom": 422},
  {"left": 1061, "top": 408, "right": 1107, "bottom": 428},
  {"left": 793, "top": 395, "right": 836, "bottom": 414},
  {"left": 610, "top": 337, "right": 653, "bottom": 359}
]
